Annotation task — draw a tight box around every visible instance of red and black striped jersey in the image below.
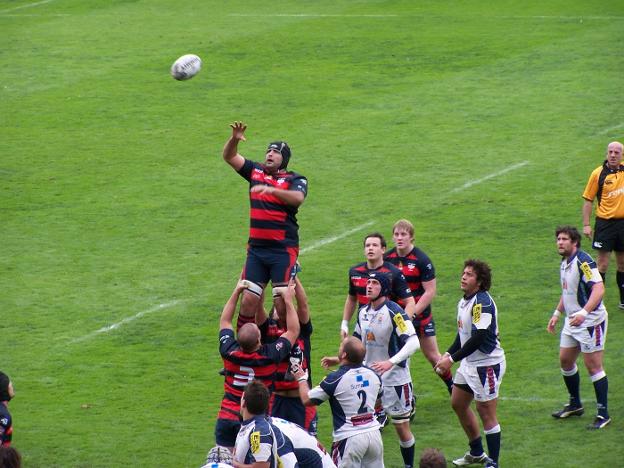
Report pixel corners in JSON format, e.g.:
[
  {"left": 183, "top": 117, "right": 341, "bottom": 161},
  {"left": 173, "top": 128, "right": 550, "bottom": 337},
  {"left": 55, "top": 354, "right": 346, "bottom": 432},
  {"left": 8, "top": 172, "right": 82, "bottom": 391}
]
[
  {"left": 238, "top": 159, "right": 308, "bottom": 248},
  {"left": 218, "top": 329, "right": 292, "bottom": 420},
  {"left": 0, "top": 403, "right": 12, "bottom": 447},
  {"left": 385, "top": 247, "right": 436, "bottom": 316},
  {"left": 347, "top": 262, "right": 412, "bottom": 308},
  {"left": 259, "top": 319, "right": 313, "bottom": 391}
]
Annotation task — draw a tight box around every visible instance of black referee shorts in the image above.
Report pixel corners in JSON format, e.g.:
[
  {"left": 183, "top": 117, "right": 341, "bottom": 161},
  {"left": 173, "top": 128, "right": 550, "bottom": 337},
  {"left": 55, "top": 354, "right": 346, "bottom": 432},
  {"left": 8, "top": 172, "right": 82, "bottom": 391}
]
[{"left": 592, "top": 217, "right": 624, "bottom": 252}]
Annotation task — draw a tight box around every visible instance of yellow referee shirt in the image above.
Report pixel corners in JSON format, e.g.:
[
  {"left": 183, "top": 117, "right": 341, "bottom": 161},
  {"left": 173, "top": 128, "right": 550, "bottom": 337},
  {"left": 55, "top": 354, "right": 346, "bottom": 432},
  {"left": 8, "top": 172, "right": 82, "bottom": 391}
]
[{"left": 582, "top": 164, "right": 624, "bottom": 219}]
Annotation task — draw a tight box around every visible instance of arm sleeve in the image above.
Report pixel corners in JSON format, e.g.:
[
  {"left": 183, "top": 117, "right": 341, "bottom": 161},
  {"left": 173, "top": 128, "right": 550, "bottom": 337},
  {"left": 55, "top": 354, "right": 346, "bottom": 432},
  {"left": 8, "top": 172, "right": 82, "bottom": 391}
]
[
  {"left": 450, "top": 329, "right": 489, "bottom": 362},
  {"left": 290, "top": 175, "right": 308, "bottom": 197},
  {"left": 446, "top": 333, "right": 461, "bottom": 356},
  {"left": 389, "top": 334, "right": 420, "bottom": 364},
  {"left": 236, "top": 158, "right": 255, "bottom": 181}
]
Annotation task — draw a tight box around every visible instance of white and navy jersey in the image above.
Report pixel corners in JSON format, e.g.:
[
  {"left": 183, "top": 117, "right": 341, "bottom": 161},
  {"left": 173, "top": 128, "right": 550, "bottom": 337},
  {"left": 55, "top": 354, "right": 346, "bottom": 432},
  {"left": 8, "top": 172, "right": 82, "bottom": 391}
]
[
  {"left": 308, "top": 364, "right": 382, "bottom": 442},
  {"left": 270, "top": 417, "right": 336, "bottom": 467},
  {"left": 457, "top": 291, "right": 505, "bottom": 366},
  {"left": 354, "top": 299, "right": 416, "bottom": 386},
  {"left": 201, "top": 464, "right": 233, "bottom": 468},
  {"left": 561, "top": 250, "right": 608, "bottom": 327},
  {"left": 234, "top": 415, "right": 296, "bottom": 468}
]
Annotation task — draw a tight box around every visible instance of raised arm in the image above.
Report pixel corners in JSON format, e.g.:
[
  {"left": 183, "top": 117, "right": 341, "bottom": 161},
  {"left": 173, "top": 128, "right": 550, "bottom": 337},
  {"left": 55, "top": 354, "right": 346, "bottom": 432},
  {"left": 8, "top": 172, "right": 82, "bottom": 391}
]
[
  {"left": 220, "top": 281, "right": 247, "bottom": 330},
  {"left": 278, "top": 281, "right": 300, "bottom": 345},
  {"left": 223, "top": 121, "right": 247, "bottom": 171},
  {"left": 294, "top": 276, "right": 310, "bottom": 324}
]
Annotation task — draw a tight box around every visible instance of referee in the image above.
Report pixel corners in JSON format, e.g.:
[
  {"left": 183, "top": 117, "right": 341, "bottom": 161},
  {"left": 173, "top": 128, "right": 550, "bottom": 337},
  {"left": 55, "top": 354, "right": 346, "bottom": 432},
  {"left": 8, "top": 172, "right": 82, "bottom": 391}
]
[{"left": 582, "top": 141, "right": 624, "bottom": 309}]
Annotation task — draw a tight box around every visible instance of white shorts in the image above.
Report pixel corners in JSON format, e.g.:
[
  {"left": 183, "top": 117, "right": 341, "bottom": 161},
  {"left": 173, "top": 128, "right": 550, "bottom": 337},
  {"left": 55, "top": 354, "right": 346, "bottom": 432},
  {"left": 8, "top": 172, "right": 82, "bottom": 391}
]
[
  {"left": 454, "top": 360, "right": 506, "bottom": 402},
  {"left": 381, "top": 382, "right": 413, "bottom": 419},
  {"left": 332, "top": 430, "right": 384, "bottom": 468},
  {"left": 560, "top": 318, "right": 608, "bottom": 353}
]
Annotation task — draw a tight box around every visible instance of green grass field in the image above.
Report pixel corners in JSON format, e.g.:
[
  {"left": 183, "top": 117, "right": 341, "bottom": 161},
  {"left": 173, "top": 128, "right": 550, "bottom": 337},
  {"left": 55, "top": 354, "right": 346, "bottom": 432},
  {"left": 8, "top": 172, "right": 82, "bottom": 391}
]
[{"left": 2, "top": 0, "right": 624, "bottom": 466}]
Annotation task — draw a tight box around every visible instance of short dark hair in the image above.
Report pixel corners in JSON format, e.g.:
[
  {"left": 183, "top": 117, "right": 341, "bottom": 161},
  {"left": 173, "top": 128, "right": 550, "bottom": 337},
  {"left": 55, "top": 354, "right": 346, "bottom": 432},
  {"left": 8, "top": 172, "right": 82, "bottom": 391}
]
[
  {"left": 555, "top": 225, "right": 581, "bottom": 248},
  {"left": 243, "top": 381, "right": 270, "bottom": 415},
  {"left": 419, "top": 447, "right": 446, "bottom": 468},
  {"left": 364, "top": 232, "right": 386, "bottom": 248},
  {"left": 0, "top": 446, "right": 22, "bottom": 468},
  {"left": 464, "top": 259, "right": 492, "bottom": 291}
]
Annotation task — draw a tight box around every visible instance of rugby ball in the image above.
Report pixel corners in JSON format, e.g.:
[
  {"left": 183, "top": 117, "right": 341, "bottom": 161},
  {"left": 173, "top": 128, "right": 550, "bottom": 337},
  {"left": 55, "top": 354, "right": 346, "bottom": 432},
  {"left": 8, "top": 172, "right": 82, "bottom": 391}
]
[{"left": 170, "top": 54, "right": 202, "bottom": 81}]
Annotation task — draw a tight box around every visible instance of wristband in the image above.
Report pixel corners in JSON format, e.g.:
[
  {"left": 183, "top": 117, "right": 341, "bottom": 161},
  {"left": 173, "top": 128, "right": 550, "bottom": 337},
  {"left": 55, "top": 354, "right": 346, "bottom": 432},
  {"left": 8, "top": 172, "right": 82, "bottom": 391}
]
[
  {"left": 448, "top": 355, "right": 454, "bottom": 363},
  {"left": 297, "top": 377, "right": 308, "bottom": 383},
  {"left": 552, "top": 310, "right": 562, "bottom": 318},
  {"left": 576, "top": 309, "right": 589, "bottom": 318}
]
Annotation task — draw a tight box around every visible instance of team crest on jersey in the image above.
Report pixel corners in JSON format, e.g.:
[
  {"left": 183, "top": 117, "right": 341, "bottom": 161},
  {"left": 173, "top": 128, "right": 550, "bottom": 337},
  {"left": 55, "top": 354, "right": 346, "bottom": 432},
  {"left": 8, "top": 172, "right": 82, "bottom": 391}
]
[
  {"left": 407, "top": 263, "right": 416, "bottom": 270},
  {"left": 393, "top": 313, "right": 408, "bottom": 333},
  {"left": 366, "top": 330, "right": 376, "bottom": 342},
  {"left": 580, "top": 262, "right": 593, "bottom": 280},
  {"left": 275, "top": 342, "right": 284, "bottom": 351},
  {"left": 250, "top": 431, "right": 261, "bottom": 453},
  {"left": 472, "top": 304, "right": 482, "bottom": 324}
]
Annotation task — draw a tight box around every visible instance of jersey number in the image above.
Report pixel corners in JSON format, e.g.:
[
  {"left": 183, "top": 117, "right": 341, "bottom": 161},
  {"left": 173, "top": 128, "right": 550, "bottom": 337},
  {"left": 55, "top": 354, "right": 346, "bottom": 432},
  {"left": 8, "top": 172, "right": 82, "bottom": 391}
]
[
  {"left": 357, "top": 390, "right": 368, "bottom": 414},
  {"left": 233, "top": 366, "right": 255, "bottom": 387}
]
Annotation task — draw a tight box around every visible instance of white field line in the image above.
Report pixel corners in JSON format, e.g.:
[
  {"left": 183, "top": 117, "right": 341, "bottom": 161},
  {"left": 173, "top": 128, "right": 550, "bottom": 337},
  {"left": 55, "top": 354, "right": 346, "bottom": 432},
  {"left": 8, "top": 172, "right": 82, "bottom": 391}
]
[
  {"left": 451, "top": 161, "right": 529, "bottom": 193},
  {"left": 299, "top": 221, "right": 375, "bottom": 255},
  {"left": 598, "top": 122, "right": 624, "bottom": 135},
  {"left": 228, "top": 14, "right": 624, "bottom": 21},
  {"left": 70, "top": 300, "right": 182, "bottom": 344},
  {"left": 0, "top": 0, "right": 55, "bottom": 13}
]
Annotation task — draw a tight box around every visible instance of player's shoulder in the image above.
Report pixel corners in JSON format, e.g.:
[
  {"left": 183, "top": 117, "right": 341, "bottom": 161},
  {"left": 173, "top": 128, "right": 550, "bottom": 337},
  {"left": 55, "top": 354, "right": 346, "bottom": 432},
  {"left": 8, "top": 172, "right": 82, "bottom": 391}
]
[
  {"left": 381, "top": 261, "right": 402, "bottom": 273},
  {"left": 283, "top": 169, "right": 306, "bottom": 180},
  {"left": 412, "top": 246, "right": 432, "bottom": 261},
  {"left": 384, "top": 299, "right": 405, "bottom": 313},
  {"left": 350, "top": 262, "right": 368, "bottom": 273},
  {"left": 474, "top": 290, "right": 495, "bottom": 308},
  {"left": 575, "top": 250, "right": 596, "bottom": 265},
  {"left": 385, "top": 247, "right": 398, "bottom": 258}
]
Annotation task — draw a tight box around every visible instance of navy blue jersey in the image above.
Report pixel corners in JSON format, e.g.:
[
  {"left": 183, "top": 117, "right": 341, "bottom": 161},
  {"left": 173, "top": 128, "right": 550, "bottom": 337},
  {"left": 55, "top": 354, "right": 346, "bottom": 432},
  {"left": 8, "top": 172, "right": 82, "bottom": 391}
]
[
  {"left": 0, "top": 403, "right": 12, "bottom": 447},
  {"left": 238, "top": 159, "right": 308, "bottom": 248},
  {"left": 234, "top": 415, "right": 296, "bottom": 467},
  {"left": 347, "top": 261, "right": 412, "bottom": 307}
]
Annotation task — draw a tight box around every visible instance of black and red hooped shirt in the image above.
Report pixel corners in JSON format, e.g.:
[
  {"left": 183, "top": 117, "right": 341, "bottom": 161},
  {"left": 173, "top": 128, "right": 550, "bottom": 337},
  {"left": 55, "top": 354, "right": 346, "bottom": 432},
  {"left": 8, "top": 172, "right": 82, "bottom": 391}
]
[{"left": 238, "top": 159, "right": 308, "bottom": 248}]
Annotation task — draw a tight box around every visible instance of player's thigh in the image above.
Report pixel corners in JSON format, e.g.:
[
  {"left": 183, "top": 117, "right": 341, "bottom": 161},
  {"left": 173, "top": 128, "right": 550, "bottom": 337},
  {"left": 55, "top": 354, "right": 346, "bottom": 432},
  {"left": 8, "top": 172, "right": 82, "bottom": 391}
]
[
  {"left": 267, "top": 247, "right": 299, "bottom": 285},
  {"left": 418, "top": 334, "right": 441, "bottom": 363},
  {"left": 582, "top": 350, "right": 605, "bottom": 374},
  {"left": 456, "top": 361, "right": 505, "bottom": 402},
  {"left": 381, "top": 383, "right": 413, "bottom": 419},
  {"left": 568, "top": 319, "right": 607, "bottom": 355},
  {"left": 613, "top": 219, "right": 624, "bottom": 252},
  {"left": 242, "top": 247, "right": 271, "bottom": 285}
]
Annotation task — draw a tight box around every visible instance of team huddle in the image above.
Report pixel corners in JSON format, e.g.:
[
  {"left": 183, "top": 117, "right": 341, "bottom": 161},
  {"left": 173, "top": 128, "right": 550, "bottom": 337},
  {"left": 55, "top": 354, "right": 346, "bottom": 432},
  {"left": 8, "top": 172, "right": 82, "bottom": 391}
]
[{"left": 204, "top": 124, "right": 619, "bottom": 468}]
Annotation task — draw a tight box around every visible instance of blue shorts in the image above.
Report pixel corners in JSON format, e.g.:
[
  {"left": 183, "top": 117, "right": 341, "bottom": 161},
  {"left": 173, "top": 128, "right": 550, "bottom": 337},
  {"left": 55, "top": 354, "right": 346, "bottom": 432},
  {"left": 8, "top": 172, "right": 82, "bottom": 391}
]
[
  {"left": 214, "top": 418, "right": 240, "bottom": 448},
  {"left": 270, "top": 394, "right": 306, "bottom": 427},
  {"left": 243, "top": 246, "right": 299, "bottom": 287}
]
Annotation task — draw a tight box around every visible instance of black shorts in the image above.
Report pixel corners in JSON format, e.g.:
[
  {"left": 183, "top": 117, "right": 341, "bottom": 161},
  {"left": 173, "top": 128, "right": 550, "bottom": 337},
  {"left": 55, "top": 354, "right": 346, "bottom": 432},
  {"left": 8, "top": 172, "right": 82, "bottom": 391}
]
[
  {"left": 592, "top": 218, "right": 624, "bottom": 252},
  {"left": 214, "top": 418, "right": 240, "bottom": 448},
  {"left": 270, "top": 394, "right": 306, "bottom": 427},
  {"left": 243, "top": 246, "right": 299, "bottom": 286}
]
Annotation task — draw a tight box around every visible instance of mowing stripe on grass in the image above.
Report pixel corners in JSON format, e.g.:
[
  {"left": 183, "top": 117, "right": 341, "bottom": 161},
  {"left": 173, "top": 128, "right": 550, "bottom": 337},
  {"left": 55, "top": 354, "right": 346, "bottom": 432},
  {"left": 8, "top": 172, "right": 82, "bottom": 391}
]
[
  {"left": 451, "top": 161, "right": 529, "bottom": 193},
  {"left": 0, "top": 0, "right": 55, "bottom": 13},
  {"left": 598, "top": 122, "right": 624, "bottom": 135},
  {"left": 70, "top": 300, "right": 182, "bottom": 343},
  {"left": 300, "top": 221, "right": 375, "bottom": 255}
]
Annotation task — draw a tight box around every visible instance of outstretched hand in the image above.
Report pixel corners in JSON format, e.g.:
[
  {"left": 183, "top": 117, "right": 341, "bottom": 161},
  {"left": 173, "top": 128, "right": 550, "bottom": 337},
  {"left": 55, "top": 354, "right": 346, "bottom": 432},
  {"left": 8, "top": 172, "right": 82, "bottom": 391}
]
[{"left": 230, "top": 121, "right": 247, "bottom": 141}]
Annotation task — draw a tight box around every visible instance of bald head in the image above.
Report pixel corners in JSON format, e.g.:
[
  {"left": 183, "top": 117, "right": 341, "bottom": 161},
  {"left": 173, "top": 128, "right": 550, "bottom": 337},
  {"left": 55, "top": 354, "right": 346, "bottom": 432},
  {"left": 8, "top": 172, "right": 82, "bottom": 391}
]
[
  {"left": 238, "top": 323, "right": 261, "bottom": 352},
  {"left": 606, "top": 141, "right": 623, "bottom": 169},
  {"left": 340, "top": 337, "right": 366, "bottom": 365}
]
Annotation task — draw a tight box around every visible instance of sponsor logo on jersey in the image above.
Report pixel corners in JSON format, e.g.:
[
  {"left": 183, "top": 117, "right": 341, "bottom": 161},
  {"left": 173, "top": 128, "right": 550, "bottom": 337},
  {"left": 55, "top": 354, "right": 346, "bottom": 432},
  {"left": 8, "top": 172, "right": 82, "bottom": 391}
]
[
  {"left": 593, "top": 241, "right": 603, "bottom": 248},
  {"left": 250, "top": 431, "right": 261, "bottom": 453},
  {"left": 580, "top": 262, "right": 593, "bottom": 280},
  {"left": 472, "top": 304, "right": 482, "bottom": 324},
  {"left": 351, "top": 373, "right": 370, "bottom": 390},
  {"left": 393, "top": 313, "right": 408, "bottom": 333},
  {"left": 366, "top": 330, "right": 376, "bottom": 342}
]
